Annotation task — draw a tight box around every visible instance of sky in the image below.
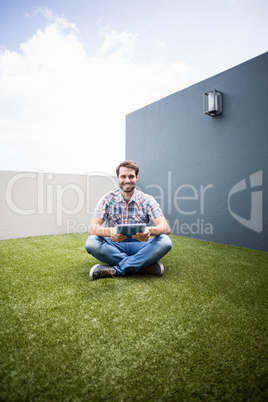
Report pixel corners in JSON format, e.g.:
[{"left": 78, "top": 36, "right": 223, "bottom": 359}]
[{"left": 0, "top": 0, "right": 267, "bottom": 175}]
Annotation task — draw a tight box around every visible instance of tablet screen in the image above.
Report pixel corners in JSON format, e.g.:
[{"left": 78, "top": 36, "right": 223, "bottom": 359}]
[{"left": 116, "top": 224, "right": 146, "bottom": 241}]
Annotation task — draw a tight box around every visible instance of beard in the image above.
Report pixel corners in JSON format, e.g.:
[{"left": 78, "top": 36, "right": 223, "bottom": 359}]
[{"left": 120, "top": 183, "right": 136, "bottom": 193}]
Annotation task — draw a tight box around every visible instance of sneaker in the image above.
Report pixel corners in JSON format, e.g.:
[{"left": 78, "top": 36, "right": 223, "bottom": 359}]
[
  {"left": 89, "top": 264, "right": 117, "bottom": 280},
  {"left": 139, "top": 262, "right": 164, "bottom": 276}
]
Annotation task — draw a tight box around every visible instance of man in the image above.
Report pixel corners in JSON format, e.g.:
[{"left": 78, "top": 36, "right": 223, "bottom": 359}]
[{"left": 85, "top": 160, "right": 172, "bottom": 279}]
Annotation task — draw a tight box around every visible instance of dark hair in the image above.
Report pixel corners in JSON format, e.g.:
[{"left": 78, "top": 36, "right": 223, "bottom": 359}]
[{"left": 116, "top": 160, "right": 139, "bottom": 177}]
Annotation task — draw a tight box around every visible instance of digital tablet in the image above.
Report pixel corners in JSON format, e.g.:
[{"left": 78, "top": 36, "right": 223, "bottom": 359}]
[{"left": 116, "top": 224, "right": 146, "bottom": 242}]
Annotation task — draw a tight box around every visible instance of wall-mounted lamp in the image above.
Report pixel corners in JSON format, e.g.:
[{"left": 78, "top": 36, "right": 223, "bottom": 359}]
[{"left": 203, "top": 89, "right": 223, "bottom": 117}]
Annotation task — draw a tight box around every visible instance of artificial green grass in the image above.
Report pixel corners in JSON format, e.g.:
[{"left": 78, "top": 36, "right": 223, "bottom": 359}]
[{"left": 0, "top": 233, "right": 267, "bottom": 401}]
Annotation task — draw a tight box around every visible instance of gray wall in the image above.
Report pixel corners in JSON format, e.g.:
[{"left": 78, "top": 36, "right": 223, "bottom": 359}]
[
  {"left": 126, "top": 52, "right": 268, "bottom": 251},
  {"left": 0, "top": 171, "right": 117, "bottom": 239}
]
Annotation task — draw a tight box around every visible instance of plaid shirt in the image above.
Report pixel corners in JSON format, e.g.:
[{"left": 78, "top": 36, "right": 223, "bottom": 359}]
[{"left": 93, "top": 188, "right": 163, "bottom": 227}]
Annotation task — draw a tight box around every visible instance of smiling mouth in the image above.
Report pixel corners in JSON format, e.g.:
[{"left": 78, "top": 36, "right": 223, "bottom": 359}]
[{"left": 122, "top": 184, "right": 135, "bottom": 192}]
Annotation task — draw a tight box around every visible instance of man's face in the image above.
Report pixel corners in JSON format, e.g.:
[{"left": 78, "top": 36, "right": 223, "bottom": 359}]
[{"left": 117, "top": 167, "right": 138, "bottom": 194}]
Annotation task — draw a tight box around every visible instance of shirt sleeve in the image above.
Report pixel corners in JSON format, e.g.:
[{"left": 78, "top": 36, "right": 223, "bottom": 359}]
[
  {"left": 146, "top": 196, "right": 163, "bottom": 221},
  {"left": 93, "top": 195, "right": 109, "bottom": 220}
]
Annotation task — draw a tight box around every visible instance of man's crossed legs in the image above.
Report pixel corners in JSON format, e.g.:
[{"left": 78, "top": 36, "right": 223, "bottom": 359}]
[{"left": 85, "top": 234, "right": 172, "bottom": 279}]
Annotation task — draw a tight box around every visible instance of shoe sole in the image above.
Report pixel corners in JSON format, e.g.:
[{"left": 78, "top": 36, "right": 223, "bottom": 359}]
[
  {"left": 89, "top": 264, "right": 99, "bottom": 278},
  {"left": 158, "top": 262, "right": 164, "bottom": 275}
]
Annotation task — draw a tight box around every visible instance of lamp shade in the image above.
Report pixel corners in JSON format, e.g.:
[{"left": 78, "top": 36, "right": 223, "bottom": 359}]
[{"left": 203, "top": 89, "right": 223, "bottom": 116}]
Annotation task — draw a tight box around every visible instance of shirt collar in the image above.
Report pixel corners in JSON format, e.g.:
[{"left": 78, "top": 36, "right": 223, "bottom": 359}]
[{"left": 118, "top": 188, "right": 138, "bottom": 204}]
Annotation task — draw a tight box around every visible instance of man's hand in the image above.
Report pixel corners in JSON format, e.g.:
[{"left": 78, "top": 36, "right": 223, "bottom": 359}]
[
  {"left": 110, "top": 227, "right": 127, "bottom": 243},
  {"left": 132, "top": 228, "right": 150, "bottom": 242}
]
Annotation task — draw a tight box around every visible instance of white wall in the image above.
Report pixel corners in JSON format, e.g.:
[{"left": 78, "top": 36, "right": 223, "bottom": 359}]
[{"left": 0, "top": 170, "right": 117, "bottom": 240}]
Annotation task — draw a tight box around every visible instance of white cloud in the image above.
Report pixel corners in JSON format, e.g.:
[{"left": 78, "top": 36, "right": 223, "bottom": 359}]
[
  {"left": 0, "top": 11, "right": 193, "bottom": 175},
  {"left": 98, "top": 28, "right": 139, "bottom": 56},
  {"left": 35, "top": 8, "right": 79, "bottom": 34}
]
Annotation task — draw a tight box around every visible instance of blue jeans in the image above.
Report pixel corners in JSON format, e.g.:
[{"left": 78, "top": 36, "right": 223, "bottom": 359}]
[{"left": 85, "top": 235, "right": 172, "bottom": 276}]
